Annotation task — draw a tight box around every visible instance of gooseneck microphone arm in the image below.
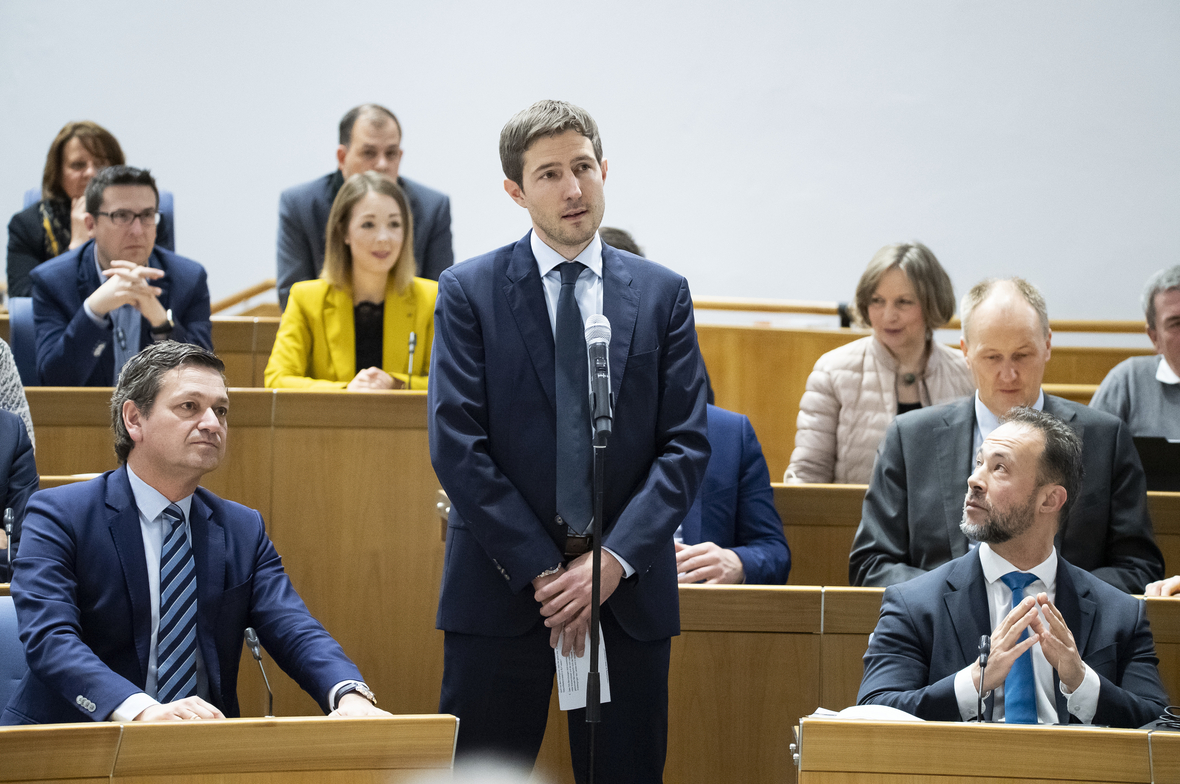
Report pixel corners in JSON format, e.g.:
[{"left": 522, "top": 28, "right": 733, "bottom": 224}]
[
  {"left": 977, "top": 634, "right": 991, "bottom": 722},
  {"left": 244, "top": 627, "right": 273, "bottom": 718}
]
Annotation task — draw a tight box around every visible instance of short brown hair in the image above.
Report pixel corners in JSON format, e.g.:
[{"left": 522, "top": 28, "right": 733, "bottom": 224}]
[
  {"left": 960, "top": 277, "right": 1050, "bottom": 343},
  {"left": 42, "top": 121, "right": 125, "bottom": 201},
  {"left": 339, "top": 104, "right": 401, "bottom": 146},
  {"left": 999, "top": 406, "right": 1084, "bottom": 525},
  {"left": 323, "top": 172, "right": 416, "bottom": 295},
  {"left": 853, "top": 242, "right": 956, "bottom": 334},
  {"left": 500, "top": 100, "right": 603, "bottom": 188},
  {"left": 110, "top": 342, "right": 225, "bottom": 463}
]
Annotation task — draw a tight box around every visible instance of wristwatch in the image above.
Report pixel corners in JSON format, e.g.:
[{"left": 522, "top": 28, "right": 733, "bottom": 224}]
[
  {"left": 334, "top": 681, "right": 377, "bottom": 709},
  {"left": 150, "top": 309, "right": 174, "bottom": 341}
]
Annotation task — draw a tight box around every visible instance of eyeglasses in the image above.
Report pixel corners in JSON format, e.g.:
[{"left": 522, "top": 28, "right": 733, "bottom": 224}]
[{"left": 96, "top": 209, "right": 160, "bottom": 227}]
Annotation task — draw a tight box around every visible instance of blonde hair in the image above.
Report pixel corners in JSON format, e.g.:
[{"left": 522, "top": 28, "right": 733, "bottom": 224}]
[
  {"left": 322, "top": 171, "right": 415, "bottom": 295},
  {"left": 853, "top": 242, "right": 956, "bottom": 335}
]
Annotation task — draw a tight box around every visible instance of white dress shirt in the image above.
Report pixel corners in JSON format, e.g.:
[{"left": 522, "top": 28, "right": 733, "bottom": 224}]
[
  {"left": 530, "top": 231, "right": 634, "bottom": 578},
  {"left": 1158, "top": 355, "right": 1180, "bottom": 385},
  {"left": 110, "top": 466, "right": 208, "bottom": 721},
  {"left": 953, "top": 544, "right": 1100, "bottom": 723}
]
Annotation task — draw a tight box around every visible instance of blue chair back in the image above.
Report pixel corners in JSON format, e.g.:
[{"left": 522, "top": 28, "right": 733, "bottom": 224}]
[
  {"left": 7, "top": 298, "right": 39, "bottom": 387},
  {"left": 0, "top": 595, "right": 28, "bottom": 712},
  {"left": 21, "top": 186, "right": 176, "bottom": 251}
]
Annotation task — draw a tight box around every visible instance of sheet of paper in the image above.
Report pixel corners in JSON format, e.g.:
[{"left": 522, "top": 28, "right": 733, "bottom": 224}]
[{"left": 555, "top": 626, "right": 611, "bottom": 711}]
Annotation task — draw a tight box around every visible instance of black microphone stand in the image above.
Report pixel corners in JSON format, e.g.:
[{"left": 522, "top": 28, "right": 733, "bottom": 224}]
[{"left": 586, "top": 347, "right": 612, "bottom": 784}]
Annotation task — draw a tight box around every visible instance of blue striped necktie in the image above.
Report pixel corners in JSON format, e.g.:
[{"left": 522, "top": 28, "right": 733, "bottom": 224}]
[
  {"left": 555, "top": 261, "right": 592, "bottom": 535},
  {"left": 156, "top": 503, "right": 198, "bottom": 704},
  {"left": 1000, "top": 571, "right": 1040, "bottom": 724}
]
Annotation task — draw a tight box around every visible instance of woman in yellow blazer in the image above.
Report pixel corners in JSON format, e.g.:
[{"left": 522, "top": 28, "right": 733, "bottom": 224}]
[{"left": 265, "top": 172, "right": 437, "bottom": 390}]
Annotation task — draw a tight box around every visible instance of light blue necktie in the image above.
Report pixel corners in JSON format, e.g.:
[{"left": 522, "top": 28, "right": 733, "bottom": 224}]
[
  {"left": 1000, "top": 571, "right": 1040, "bottom": 724},
  {"left": 156, "top": 504, "right": 198, "bottom": 704}
]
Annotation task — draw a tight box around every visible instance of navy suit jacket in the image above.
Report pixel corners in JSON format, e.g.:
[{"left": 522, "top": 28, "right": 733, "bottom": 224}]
[
  {"left": 428, "top": 233, "right": 710, "bottom": 642},
  {"left": 0, "top": 410, "right": 38, "bottom": 582},
  {"left": 679, "top": 405, "right": 790, "bottom": 584},
  {"left": 857, "top": 549, "right": 1169, "bottom": 727},
  {"left": 276, "top": 172, "right": 453, "bottom": 308},
  {"left": 1, "top": 467, "right": 363, "bottom": 724},
  {"left": 30, "top": 240, "right": 212, "bottom": 387},
  {"left": 849, "top": 394, "right": 1163, "bottom": 593}
]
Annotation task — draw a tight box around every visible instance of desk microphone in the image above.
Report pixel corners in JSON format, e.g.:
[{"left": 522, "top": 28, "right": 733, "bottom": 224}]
[
  {"left": 407, "top": 332, "right": 417, "bottom": 389},
  {"left": 977, "top": 634, "right": 991, "bottom": 722},
  {"left": 584, "top": 315, "right": 613, "bottom": 440},
  {"left": 244, "top": 627, "right": 274, "bottom": 717},
  {"left": 3, "top": 508, "right": 13, "bottom": 580}
]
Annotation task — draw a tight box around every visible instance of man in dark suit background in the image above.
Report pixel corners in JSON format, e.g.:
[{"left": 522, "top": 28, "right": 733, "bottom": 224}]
[
  {"left": 428, "top": 100, "right": 710, "bottom": 782},
  {"left": 0, "top": 409, "right": 37, "bottom": 582},
  {"left": 858, "top": 407, "right": 1168, "bottom": 727},
  {"left": 31, "top": 166, "right": 211, "bottom": 387},
  {"left": 2, "top": 342, "right": 387, "bottom": 724},
  {"left": 850, "top": 277, "right": 1163, "bottom": 594},
  {"left": 276, "top": 103, "right": 453, "bottom": 308},
  {"left": 676, "top": 404, "right": 791, "bottom": 585}
]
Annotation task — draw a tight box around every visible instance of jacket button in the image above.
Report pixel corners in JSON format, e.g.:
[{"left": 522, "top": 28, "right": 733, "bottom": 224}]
[{"left": 76, "top": 695, "right": 84, "bottom": 705}]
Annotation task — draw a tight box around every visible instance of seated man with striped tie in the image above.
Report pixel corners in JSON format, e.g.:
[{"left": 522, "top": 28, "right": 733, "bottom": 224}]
[
  {"left": 857, "top": 407, "right": 1168, "bottom": 727},
  {"left": 1, "top": 342, "right": 388, "bottom": 724}
]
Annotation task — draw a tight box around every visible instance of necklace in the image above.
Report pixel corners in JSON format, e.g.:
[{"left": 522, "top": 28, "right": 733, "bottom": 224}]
[{"left": 901, "top": 372, "right": 917, "bottom": 386}]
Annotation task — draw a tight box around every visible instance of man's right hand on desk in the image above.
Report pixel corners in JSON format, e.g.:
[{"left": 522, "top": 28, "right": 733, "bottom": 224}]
[{"left": 133, "top": 696, "right": 226, "bottom": 722}]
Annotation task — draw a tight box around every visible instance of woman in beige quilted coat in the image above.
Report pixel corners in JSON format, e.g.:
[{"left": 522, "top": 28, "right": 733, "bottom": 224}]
[{"left": 784, "top": 242, "right": 975, "bottom": 484}]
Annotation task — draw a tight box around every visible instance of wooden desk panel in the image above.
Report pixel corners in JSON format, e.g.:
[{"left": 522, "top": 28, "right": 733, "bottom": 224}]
[
  {"left": 776, "top": 483, "right": 866, "bottom": 587},
  {"left": 797, "top": 718, "right": 1152, "bottom": 783},
  {"left": 0, "top": 722, "right": 119, "bottom": 783}
]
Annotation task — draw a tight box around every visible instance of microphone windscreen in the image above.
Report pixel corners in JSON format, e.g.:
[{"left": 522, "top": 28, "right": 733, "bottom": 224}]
[{"left": 585, "top": 314, "right": 611, "bottom": 346}]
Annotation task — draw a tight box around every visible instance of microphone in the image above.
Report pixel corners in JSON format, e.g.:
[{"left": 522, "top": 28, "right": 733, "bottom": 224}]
[
  {"left": 584, "top": 315, "right": 613, "bottom": 441},
  {"left": 977, "top": 634, "right": 991, "bottom": 722},
  {"left": 407, "top": 332, "right": 417, "bottom": 388},
  {"left": 244, "top": 627, "right": 274, "bottom": 717},
  {"left": 4, "top": 508, "right": 13, "bottom": 579}
]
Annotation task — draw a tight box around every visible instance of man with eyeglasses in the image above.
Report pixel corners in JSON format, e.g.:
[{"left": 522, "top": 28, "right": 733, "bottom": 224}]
[{"left": 30, "top": 165, "right": 212, "bottom": 386}]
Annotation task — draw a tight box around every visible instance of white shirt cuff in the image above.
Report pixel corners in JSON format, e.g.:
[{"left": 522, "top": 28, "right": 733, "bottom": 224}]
[
  {"left": 110, "top": 692, "right": 159, "bottom": 722},
  {"left": 603, "top": 547, "right": 634, "bottom": 578},
  {"left": 83, "top": 298, "right": 111, "bottom": 328},
  {"left": 327, "top": 680, "right": 360, "bottom": 712},
  {"left": 954, "top": 665, "right": 984, "bottom": 720},
  {"left": 1061, "top": 663, "right": 1100, "bottom": 724}
]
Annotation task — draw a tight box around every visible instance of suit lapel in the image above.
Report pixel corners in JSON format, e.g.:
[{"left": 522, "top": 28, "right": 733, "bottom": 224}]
[
  {"left": 75, "top": 242, "right": 103, "bottom": 304},
  {"left": 323, "top": 284, "right": 356, "bottom": 381},
  {"left": 937, "top": 398, "right": 976, "bottom": 558},
  {"left": 503, "top": 234, "right": 557, "bottom": 411},
  {"left": 189, "top": 492, "right": 226, "bottom": 705},
  {"left": 943, "top": 551, "right": 992, "bottom": 674},
  {"left": 105, "top": 467, "right": 152, "bottom": 684},
  {"left": 601, "top": 246, "right": 639, "bottom": 405},
  {"left": 1052, "top": 559, "right": 1095, "bottom": 724},
  {"left": 382, "top": 276, "right": 414, "bottom": 376}
]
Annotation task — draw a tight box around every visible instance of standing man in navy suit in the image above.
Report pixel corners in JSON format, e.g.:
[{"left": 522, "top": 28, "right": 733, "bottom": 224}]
[
  {"left": 428, "top": 100, "right": 710, "bottom": 781},
  {"left": 2, "top": 342, "right": 388, "bottom": 724},
  {"left": 858, "top": 407, "right": 1167, "bottom": 726},
  {"left": 31, "top": 166, "right": 211, "bottom": 387},
  {"left": 276, "top": 103, "right": 453, "bottom": 308}
]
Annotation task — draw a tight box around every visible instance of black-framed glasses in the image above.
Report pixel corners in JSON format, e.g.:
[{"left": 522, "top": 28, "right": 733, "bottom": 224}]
[{"left": 96, "top": 209, "right": 160, "bottom": 227}]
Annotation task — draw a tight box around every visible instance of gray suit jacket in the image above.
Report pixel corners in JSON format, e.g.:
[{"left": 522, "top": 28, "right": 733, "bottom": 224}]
[
  {"left": 857, "top": 549, "right": 1169, "bottom": 727},
  {"left": 276, "top": 172, "right": 453, "bottom": 308},
  {"left": 849, "top": 394, "right": 1164, "bottom": 594}
]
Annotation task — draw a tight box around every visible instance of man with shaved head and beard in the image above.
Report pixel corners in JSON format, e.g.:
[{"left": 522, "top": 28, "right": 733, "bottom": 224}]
[
  {"left": 850, "top": 277, "right": 1163, "bottom": 594},
  {"left": 858, "top": 407, "right": 1168, "bottom": 726}
]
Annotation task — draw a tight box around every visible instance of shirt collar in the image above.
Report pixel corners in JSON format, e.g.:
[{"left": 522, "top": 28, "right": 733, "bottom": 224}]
[
  {"left": 125, "top": 464, "right": 193, "bottom": 524},
  {"left": 530, "top": 230, "right": 603, "bottom": 281},
  {"left": 1157, "top": 355, "right": 1180, "bottom": 385},
  {"left": 978, "top": 542, "right": 1058, "bottom": 594},
  {"left": 975, "top": 388, "right": 1045, "bottom": 441}
]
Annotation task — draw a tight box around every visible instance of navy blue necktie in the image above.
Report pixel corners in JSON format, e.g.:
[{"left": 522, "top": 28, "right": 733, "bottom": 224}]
[
  {"left": 1000, "top": 571, "right": 1040, "bottom": 724},
  {"left": 156, "top": 504, "right": 198, "bottom": 704},
  {"left": 555, "top": 262, "right": 592, "bottom": 535}
]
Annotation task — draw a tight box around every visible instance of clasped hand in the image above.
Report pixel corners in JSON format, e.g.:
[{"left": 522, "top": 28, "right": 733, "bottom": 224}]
[
  {"left": 532, "top": 551, "right": 623, "bottom": 657},
  {"left": 86, "top": 260, "right": 168, "bottom": 326},
  {"left": 346, "top": 367, "right": 403, "bottom": 391},
  {"left": 971, "top": 593, "right": 1085, "bottom": 694}
]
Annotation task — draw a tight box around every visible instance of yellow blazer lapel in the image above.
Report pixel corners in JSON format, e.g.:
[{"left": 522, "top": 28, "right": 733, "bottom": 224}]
[
  {"left": 382, "top": 276, "right": 415, "bottom": 379},
  {"left": 323, "top": 284, "right": 356, "bottom": 381}
]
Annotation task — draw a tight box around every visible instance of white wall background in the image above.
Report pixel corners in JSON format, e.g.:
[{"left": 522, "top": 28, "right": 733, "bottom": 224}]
[{"left": 2, "top": 0, "right": 1177, "bottom": 320}]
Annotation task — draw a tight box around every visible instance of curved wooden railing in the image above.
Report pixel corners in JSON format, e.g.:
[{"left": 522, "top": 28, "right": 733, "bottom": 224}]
[{"left": 210, "top": 278, "right": 276, "bottom": 314}]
